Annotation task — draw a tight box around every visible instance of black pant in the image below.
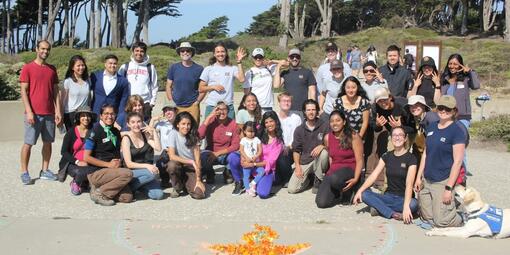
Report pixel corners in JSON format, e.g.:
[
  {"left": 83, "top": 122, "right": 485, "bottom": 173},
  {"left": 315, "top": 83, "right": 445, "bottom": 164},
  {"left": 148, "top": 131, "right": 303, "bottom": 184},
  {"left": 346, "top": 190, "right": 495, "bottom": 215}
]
[
  {"left": 67, "top": 164, "right": 98, "bottom": 186},
  {"left": 275, "top": 152, "right": 293, "bottom": 186},
  {"left": 315, "top": 167, "right": 354, "bottom": 208}
]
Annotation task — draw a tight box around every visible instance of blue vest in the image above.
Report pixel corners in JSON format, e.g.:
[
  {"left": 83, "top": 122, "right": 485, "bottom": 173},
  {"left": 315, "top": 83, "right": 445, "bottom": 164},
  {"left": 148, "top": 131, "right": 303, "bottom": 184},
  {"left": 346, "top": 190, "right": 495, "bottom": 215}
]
[{"left": 474, "top": 206, "right": 503, "bottom": 234}]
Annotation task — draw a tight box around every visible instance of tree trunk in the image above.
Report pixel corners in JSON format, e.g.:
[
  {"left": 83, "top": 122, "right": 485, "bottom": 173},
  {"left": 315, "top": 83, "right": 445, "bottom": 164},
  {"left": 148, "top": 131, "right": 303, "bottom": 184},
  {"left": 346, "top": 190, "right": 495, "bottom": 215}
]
[
  {"left": 119, "top": 0, "right": 127, "bottom": 47},
  {"left": 95, "top": 0, "right": 101, "bottom": 47},
  {"left": 108, "top": 0, "right": 118, "bottom": 47},
  {"left": 460, "top": 0, "right": 468, "bottom": 35},
  {"left": 505, "top": 0, "right": 510, "bottom": 41},
  {"left": 38, "top": 0, "right": 43, "bottom": 41},
  {"left": 63, "top": 0, "right": 69, "bottom": 46},
  {"left": 314, "top": 0, "right": 333, "bottom": 38},
  {"left": 1, "top": 0, "right": 5, "bottom": 53},
  {"left": 483, "top": 0, "right": 497, "bottom": 31},
  {"left": 278, "top": 0, "right": 290, "bottom": 49},
  {"left": 289, "top": 2, "right": 306, "bottom": 41},
  {"left": 133, "top": 0, "right": 144, "bottom": 44},
  {"left": 44, "top": 0, "right": 62, "bottom": 43},
  {"left": 142, "top": 0, "right": 150, "bottom": 43},
  {"left": 89, "top": 0, "right": 96, "bottom": 48},
  {"left": 47, "top": 0, "right": 54, "bottom": 43},
  {"left": 101, "top": 2, "right": 109, "bottom": 45}
]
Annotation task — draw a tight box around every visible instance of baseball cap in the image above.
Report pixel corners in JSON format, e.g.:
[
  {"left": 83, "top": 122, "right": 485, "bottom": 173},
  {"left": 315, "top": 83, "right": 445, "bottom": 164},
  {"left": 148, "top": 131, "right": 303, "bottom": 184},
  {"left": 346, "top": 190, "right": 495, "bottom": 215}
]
[
  {"left": 288, "top": 48, "right": 301, "bottom": 56},
  {"left": 252, "top": 48, "right": 265, "bottom": 58},
  {"left": 325, "top": 42, "right": 338, "bottom": 52},
  {"left": 436, "top": 95, "right": 457, "bottom": 109},
  {"left": 374, "top": 88, "right": 391, "bottom": 103},
  {"left": 420, "top": 56, "right": 436, "bottom": 69},
  {"left": 330, "top": 60, "right": 343, "bottom": 70},
  {"left": 162, "top": 105, "right": 178, "bottom": 113}
]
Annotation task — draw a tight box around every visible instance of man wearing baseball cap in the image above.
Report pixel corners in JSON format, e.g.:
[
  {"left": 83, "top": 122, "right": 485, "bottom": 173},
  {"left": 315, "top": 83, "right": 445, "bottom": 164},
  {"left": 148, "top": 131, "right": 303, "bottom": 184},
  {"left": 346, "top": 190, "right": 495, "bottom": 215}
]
[
  {"left": 242, "top": 48, "right": 281, "bottom": 112},
  {"left": 166, "top": 42, "right": 204, "bottom": 123},
  {"left": 273, "top": 48, "right": 317, "bottom": 113},
  {"left": 315, "top": 41, "right": 352, "bottom": 94}
]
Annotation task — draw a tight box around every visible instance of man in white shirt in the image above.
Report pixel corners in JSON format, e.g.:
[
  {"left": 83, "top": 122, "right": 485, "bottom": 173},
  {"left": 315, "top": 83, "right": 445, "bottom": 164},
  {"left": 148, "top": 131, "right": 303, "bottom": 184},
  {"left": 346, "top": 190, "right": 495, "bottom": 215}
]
[
  {"left": 315, "top": 42, "right": 352, "bottom": 94},
  {"left": 118, "top": 41, "right": 158, "bottom": 121},
  {"left": 276, "top": 92, "right": 301, "bottom": 186},
  {"left": 153, "top": 105, "right": 177, "bottom": 188}
]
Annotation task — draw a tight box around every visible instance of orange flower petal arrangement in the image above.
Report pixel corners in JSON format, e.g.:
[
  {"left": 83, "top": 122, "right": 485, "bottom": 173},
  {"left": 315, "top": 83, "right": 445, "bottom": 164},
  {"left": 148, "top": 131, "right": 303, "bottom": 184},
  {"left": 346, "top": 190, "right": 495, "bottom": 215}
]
[{"left": 209, "top": 224, "right": 311, "bottom": 255}]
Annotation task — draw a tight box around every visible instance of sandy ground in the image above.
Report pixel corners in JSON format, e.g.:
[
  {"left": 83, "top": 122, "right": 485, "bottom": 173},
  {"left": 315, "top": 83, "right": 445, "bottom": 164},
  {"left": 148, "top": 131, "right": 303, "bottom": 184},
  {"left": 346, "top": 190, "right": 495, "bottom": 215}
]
[{"left": 0, "top": 92, "right": 509, "bottom": 254}]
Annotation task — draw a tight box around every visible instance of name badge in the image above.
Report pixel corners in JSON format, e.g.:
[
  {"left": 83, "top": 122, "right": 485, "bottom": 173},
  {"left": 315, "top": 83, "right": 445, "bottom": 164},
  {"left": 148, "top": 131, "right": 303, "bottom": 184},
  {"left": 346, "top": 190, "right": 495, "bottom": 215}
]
[
  {"left": 457, "top": 84, "right": 465, "bottom": 89},
  {"left": 427, "top": 131, "right": 434, "bottom": 136},
  {"left": 102, "top": 138, "right": 110, "bottom": 143},
  {"left": 299, "top": 74, "right": 304, "bottom": 79},
  {"left": 225, "top": 132, "right": 233, "bottom": 136},
  {"left": 401, "top": 163, "right": 407, "bottom": 168},
  {"left": 440, "top": 137, "right": 446, "bottom": 142}
]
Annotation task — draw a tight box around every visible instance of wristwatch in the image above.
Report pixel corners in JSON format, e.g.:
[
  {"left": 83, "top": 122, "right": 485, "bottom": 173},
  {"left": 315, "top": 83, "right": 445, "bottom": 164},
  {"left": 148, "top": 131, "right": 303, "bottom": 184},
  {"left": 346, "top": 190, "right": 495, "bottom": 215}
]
[{"left": 444, "top": 185, "right": 453, "bottom": 191}]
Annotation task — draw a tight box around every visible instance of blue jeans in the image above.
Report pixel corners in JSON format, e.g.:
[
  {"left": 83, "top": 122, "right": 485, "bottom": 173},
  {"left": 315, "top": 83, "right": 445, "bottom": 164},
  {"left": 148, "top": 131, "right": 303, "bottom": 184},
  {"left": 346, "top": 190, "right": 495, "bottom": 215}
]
[
  {"left": 129, "top": 169, "right": 164, "bottom": 200},
  {"left": 459, "top": 119, "right": 470, "bottom": 172},
  {"left": 201, "top": 151, "right": 242, "bottom": 182},
  {"left": 205, "top": 104, "right": 235, "bottom": 120},
  {"left": 242, "top": 166, "right": 264, "bottom": 191},
  {"left": 361, "top": 189, "right": 418, "bottom": 219}
]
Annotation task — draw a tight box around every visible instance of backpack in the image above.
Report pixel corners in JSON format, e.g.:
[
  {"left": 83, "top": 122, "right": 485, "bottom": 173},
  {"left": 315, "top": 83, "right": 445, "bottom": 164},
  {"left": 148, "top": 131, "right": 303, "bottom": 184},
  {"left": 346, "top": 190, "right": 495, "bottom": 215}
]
[{"left": 123, "top": 62, "right": 153, "bottom": 85}]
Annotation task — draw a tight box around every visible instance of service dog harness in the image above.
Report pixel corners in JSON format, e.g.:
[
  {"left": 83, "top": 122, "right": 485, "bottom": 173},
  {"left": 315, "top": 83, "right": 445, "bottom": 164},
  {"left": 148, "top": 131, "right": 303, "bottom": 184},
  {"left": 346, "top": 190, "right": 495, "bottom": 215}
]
[{"left": 469, "top": 205, "right": 504, "bottom": 234}]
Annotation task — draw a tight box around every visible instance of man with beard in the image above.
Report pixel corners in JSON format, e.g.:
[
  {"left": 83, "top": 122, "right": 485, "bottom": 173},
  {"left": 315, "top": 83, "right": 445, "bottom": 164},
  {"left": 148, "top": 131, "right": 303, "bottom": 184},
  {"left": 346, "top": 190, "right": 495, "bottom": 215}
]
[
  {"left": 273, "top": 48, "right": 317, "bottom": 115},
  {"left": 166, "top": 42, "right": 204, "bottom": 123},
  {"left": 379, "top": 45, "right": 413, "bottom": 98}
]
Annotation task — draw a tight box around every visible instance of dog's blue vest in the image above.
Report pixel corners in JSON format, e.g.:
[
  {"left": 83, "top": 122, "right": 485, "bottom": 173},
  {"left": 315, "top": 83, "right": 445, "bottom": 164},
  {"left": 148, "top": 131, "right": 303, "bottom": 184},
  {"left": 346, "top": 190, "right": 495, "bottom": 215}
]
[{"left": 475, "top": 206, "right": 503, "bottom": 234}]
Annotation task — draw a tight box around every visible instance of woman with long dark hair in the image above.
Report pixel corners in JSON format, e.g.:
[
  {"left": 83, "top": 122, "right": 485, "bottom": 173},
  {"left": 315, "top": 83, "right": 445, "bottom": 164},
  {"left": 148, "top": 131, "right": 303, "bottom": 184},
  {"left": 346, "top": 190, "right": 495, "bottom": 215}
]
[
  {"left": 236, "top": 92, "right": 262, "bottom": 130},
  {"left": 435, "top": 53, "right": 480, "bottom": 128},
  {"left": 334, "top": 76, "right": 370, "bottom": 138},
  {"left": 240, "top": 111, "right": 284, "bottom": 199},
  {"left": 316, "top": 110, "right": 363, "bottom": 208},
  {"left": 408, "top": 56, "right": 441, "bottom": 108},
  {"left": 62, "top": 55, "right": 90, "bottom": 131},
  {"left": 199, "top": 42, "right": 246, "bottom": 119},
  {"left": 165, "top": 111, "right": 205, "bottom": 199}
]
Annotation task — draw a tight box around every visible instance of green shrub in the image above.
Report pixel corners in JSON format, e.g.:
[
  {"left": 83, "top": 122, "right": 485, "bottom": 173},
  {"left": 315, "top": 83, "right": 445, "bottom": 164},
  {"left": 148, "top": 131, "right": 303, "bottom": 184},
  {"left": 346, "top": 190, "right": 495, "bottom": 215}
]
[{"left": 471, "top": 115, "right": 510, "bottom": 150}]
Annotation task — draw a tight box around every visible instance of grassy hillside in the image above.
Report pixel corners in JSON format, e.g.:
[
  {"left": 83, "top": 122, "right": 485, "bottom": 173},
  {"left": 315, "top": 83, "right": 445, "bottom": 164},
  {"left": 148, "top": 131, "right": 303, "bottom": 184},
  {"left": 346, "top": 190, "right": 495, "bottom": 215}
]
[{"left": 1, "top": 27, "right": 509, "bottom": 100}]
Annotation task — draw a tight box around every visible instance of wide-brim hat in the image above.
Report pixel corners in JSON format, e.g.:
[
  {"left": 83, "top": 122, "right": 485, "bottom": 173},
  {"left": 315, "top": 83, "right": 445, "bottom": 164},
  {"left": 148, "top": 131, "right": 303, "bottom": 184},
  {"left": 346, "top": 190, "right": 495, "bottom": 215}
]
[
  {"left": 74, "top": 105, "right": 96, "bottom": 122},
  {"left": 407, "top": 95, "right": 431, "bottom": 111},
  {"left": 176, "top": 42, "right": 196, "bottom": 57}
]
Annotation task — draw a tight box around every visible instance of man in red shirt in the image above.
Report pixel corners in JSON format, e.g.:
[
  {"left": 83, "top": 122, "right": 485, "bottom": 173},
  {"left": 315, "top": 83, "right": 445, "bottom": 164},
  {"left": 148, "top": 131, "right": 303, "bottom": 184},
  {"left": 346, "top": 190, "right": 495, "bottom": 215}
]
[
  {"left": 19, "top": 40, "right": 62, "bottom": 184},
  {"left": 198, "top": 101, "right": 243, "bottom": 194}
]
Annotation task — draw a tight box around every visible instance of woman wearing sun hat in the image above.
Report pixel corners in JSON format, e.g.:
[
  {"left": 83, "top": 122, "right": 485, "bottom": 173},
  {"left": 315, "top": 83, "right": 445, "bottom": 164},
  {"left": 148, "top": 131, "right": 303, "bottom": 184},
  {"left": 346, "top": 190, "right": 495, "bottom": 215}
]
[
  {"left": 406, "top": 95, "right": 439, "bottom": 164},
  {"left": 414, "top": 95, "right": 466, "bottom": 228},
  {"left": 58, "top": 105, "right": 97, "bottom": 195}
]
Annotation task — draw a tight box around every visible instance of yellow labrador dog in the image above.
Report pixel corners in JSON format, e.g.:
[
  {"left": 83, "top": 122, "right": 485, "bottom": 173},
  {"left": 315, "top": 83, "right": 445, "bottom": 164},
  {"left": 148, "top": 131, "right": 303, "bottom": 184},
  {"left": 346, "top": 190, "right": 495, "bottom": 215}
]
[{"left": 426, "top": 186, "right": 510, "bottom": 238}]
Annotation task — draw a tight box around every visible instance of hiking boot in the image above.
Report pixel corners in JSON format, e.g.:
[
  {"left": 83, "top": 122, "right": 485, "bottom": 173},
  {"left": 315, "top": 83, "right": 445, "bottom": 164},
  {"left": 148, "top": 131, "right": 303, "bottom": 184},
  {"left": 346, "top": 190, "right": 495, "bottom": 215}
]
[
  {"left": 20, "top": 172, "right": 31, "bottom": 185},
  {"left": 370, "top": 207, "right": 380, "bottom": 217},
  {"left": 311, "top": 176, "right": 321, "bottom": 194},
  {"left": 169, "top": 188, "right": 180, "bottom": 198},
  {"left": 90, "top": 189, "right": 115, "bottom": 206},
  {"left": 232, "top": 181, "right": 244, "bottom": 196},
  {"left": 39, "top": 169, "right": 57, "bottom": 181},
  {"left": 70, "top": 179, "right": 82, "bottom": 196},
  {"left": 223, "top": 169, "right": 234, "bottom": 184}
]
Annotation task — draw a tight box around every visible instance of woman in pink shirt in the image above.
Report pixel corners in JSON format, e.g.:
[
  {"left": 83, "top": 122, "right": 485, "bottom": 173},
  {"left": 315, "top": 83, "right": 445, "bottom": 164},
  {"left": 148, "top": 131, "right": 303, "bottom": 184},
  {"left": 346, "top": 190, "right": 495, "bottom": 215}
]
[{"left": 241, "top": 111, "right": 283, "bottom": 199}]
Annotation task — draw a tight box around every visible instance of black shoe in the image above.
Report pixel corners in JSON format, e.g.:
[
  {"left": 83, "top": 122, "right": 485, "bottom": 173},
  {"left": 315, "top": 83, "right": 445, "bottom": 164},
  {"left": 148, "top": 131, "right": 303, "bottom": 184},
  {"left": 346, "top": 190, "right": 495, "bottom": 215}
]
[
  {"left": 206, "top": 174, "right": 215, "bottom": 184},
  {"left": 311, "top": 176, "right": 321, "bottom": 194},
  {"left": 223, "top": 169, "right": 234, "bottom": 184},
  {"left": 232, "top": 181, "right": 244, "bottom": 196}
]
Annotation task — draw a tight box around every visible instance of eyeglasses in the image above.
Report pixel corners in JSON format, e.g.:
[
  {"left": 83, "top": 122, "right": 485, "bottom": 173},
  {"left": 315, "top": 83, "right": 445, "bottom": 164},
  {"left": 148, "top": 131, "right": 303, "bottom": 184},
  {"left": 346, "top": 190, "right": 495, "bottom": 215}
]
[
  {"left": 363, "top": 69, "right": 376, "bottom": 74},
  {"left": 102, "top": 112, "right": 116, "bottom": 116},
  {"left": 437, "top": 105, "right": 453, "bottom": 112},
  {"left": 289, "top": 55, "right": 301, "bottom": 60}
]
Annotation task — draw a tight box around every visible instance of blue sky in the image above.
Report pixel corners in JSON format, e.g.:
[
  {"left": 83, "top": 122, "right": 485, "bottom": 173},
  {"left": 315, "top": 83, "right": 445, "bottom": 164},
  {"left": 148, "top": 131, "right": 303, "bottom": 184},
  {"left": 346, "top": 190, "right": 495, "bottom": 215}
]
[{"left": 126, "top": 0, "right": 277, "bottom": 43}]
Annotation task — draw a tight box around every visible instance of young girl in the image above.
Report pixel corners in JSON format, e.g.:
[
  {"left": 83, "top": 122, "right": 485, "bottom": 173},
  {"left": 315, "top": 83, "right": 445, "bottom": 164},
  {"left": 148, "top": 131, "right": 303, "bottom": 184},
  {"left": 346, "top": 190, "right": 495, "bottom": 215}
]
[
  {"left": 236, "top": 92, "right": 262, "bottom": 130},
  {"left": 165, "top": 112, "right": 205, "bottom": 199},
  {"left": 62, "top": 55, "right": 90, "bottom": 131},
  {"left": 239, "top": 121, "right": 264, "bottom": 196},
  {"left": 353, "top": 126, "right": 418, "bottom": 223},
  {"left": 121, "top": 112, "right": 164, "bottom": 200}
]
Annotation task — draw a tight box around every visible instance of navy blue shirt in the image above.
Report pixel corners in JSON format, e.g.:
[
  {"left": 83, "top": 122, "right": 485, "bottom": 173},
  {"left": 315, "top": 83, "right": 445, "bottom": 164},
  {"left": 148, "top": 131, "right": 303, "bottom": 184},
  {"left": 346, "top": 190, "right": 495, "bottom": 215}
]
[
  {"left": 424, "top": 121, "right": 467, "bottom": 182},
  {"left": 167, "top": 62, "right": 204, "bottom": 107}
]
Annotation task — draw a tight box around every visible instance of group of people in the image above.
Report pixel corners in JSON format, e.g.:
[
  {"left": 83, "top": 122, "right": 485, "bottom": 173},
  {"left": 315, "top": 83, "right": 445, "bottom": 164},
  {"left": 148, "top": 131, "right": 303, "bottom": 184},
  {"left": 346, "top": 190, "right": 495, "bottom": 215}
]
[{"left": 20, "top": 39, "right": 480, "bottom": 230}]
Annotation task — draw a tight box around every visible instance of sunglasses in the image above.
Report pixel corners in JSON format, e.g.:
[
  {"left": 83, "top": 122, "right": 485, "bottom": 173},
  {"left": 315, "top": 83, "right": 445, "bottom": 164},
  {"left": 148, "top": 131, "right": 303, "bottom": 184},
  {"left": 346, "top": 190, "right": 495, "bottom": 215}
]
[
  {"left": 289, "top": 55, "right": 301, "bottom": 60},
  {"left": 253, "top": 55, "right": 264, "bottom": 60},
  {"left": 180, "top": 49, "right": 192, "bottom": 53},
  {"left": 363, "top": 69, "right": 376, "bottom": 74},
  {"left": 437, "top": 105, "right": 453, "bottom": 112}
]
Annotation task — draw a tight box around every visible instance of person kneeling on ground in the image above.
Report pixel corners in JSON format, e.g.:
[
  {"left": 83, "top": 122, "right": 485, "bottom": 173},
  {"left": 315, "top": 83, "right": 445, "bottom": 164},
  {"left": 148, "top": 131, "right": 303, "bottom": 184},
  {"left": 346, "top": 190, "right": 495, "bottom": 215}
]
[
  {"left": 288, "top": 99, "right": 329, "bottom": 194},
  {"left": 83, "top": 104, "right": 133, "bottom": 206},
  {"left": 121, "top": 112, "right": 164, "bottom": 200},
  {"left": 353, "top": 126, "right": 418, "bottom": 223},
  {"left": 316, "top": 110, "right": 363, "bottom": 208},
  {"left": 166, "top": 112, "right": 206, "bottom": 199}
]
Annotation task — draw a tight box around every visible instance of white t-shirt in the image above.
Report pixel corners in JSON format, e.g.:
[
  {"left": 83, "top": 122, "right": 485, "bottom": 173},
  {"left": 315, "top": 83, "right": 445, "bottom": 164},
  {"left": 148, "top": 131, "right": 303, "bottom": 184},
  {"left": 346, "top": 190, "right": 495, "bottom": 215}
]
[
  {"left": 200, "top": 63, "right": 239, "bottom": 106},
  {"left": 155, "top": 120, "right": 174, "bottom": 149},
  {"left": 279, "top": 112, "right": 302, "bottom": 147},
  {"left": 240, "top": 136, "right": 261, "bottom": 159},
  {"left": 323, "top": 77, "right": 345, "bottom": 114},
  {"left": 242, "top": 65, "right": 276, "bottom": 108},
  {"left": 63, "top": 77, "right": 90, "bottom": 113}
]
